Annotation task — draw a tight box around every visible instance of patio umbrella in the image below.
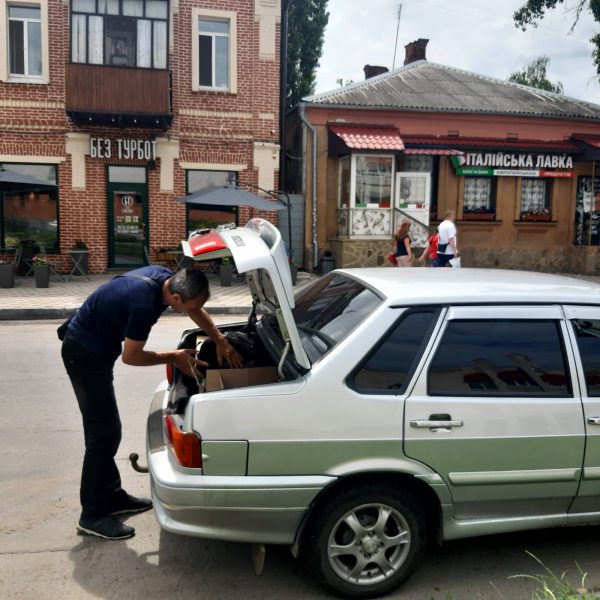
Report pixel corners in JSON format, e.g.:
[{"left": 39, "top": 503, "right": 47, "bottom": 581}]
[
  {"left": 0, "top": 166, "right": 57, "bottom": 193},
  {"left": 178, "top": 185, "right": 286, "bottom": 212}
]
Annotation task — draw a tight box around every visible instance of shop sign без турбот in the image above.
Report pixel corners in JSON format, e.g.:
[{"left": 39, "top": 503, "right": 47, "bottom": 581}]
[
  {"left": 452, "top": 153, "right": 574, "bottom": 177},
  {"left": 90, "top": 137, "right": 156, "bottom": 160}
]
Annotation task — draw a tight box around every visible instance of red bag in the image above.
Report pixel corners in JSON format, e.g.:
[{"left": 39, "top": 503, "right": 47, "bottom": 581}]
[{"left": 387, "top": 252, "right": 398, "bottom": 266}]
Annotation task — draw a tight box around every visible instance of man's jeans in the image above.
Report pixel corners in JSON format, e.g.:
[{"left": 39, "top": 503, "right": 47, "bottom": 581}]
[
  {"left": 436, "top": 253, "right": 453, "bottom": 267},
  {"left": 62, "top": 336, "right": 127, "bottom": 520}
]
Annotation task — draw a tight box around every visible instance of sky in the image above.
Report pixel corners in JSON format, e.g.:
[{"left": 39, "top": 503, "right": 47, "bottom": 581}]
[{"left": 314, "top": 0, "right": 600, "bottom": 104}]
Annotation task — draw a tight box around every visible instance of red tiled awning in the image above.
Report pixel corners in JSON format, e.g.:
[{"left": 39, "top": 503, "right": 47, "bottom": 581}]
[
  {"left": 403, "top": 135, "right": 579, "bottom": 153},
  {"left": 329, "top": 124, "right": 404, "bottom": 151},
  {"left": 404, "top": 148, "right": 463, "bottom": 156}
]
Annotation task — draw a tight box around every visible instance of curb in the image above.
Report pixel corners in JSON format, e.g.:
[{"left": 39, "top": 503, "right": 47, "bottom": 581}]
[{"left": 0, "top": 306, "right": 252, "bottom": 321}]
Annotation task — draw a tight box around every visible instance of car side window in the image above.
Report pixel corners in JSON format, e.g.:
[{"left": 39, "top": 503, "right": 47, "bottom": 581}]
[
  {"left": 572, "top": 319, "right": 600, "bottom": 397},
  {"left": 428, "top": 319, "right": 572, "bottom": 397},
  {"left": 349, "top": 310, "right": 439, "bottom": 394}
]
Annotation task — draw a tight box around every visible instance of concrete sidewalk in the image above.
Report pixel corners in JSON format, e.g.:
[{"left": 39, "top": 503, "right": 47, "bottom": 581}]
[{"left": 0, "top": 271, "right": 316, "bottom": 320}]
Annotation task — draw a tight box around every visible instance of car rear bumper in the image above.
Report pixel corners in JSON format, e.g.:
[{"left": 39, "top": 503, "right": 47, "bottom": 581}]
[{"left": 149, "top": 448, "right": 333, "bottom": 544}]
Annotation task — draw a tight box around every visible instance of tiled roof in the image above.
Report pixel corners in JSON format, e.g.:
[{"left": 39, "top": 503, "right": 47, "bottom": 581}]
[
  {"left": 402, "top": 135, "right": 580, "bottom": 152},
  {"left": 329, "top": 124, "right": 404, "bottom": 150},
  {"left": 305, "top": 61, "right": 600, "bottom": 121}
]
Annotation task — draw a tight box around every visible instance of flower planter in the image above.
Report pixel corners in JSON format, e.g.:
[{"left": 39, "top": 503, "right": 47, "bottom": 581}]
[
  {"left": 463, "top": 213, "right": 495, "bottom": 221},
  {"left": 520, "top": 214, "right": 552, "bottom": 222},
  {"left": 290, "top": 264, "right": 298, "bottom": 286},
  {"left": 34, "top": 265, "right": 50, "bottom": 288},
  {"left": 68, "top": 249, "right": 89, "bottom": 275},
  {"left": 219, "top": 264, "right": 234, "bottom": 287},
  {"left": 0, "top": 264, "right": 14, "bottom": 288}
]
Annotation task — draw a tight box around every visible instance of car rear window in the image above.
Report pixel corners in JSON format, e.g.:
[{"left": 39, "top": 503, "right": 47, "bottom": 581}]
[
  {"left": 292, "top": 273, "right": 381, "bottom": 363},
  {"left": 428, "top": 319, "right": 572, "bottom": 397},
  {"left": 349, "top": 310, "right": 439, "bottom": 394},
  {"left": 572, "top": 319, "right": 600, "bottom": 397}
]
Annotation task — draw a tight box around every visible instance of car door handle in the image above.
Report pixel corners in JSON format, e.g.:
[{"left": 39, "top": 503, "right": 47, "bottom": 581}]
[
  {"left": 410, "top": 419, "right": 464, "bottom": 429},
  {"left": 587, "top": 417, "right": 600, "bottom": 426}
]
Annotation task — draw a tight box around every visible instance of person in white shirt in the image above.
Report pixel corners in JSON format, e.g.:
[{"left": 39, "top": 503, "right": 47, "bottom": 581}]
[{"left": 436, "top": 210, "right": 458, "bottom": 267}]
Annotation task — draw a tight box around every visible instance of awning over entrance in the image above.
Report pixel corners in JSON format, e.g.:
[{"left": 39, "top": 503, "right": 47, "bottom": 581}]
[
  {"left": 572, "top": 135, "right": 600, "bottom": 160},
  {"left": 329, "top": 124, "right": 404, "bottom": 151}
]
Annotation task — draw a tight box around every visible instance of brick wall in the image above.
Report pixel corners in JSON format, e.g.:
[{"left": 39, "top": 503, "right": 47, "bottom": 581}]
[{"left": 0, "top": 0, "right": 281, "bottom": 273}]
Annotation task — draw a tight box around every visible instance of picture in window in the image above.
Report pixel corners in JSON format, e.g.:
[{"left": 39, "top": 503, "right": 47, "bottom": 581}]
[{"left": 354, "top": 156, "right": 393, "bottom": 208}]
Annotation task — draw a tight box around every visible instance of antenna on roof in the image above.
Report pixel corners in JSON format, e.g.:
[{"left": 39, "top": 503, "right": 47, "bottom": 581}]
[{"left": 392, "top": 3, "right": 403, "bottom": 70}]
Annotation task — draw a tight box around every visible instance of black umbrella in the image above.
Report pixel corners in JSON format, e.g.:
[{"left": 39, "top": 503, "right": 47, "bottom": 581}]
[
  {"left": 178, "top": 185, "right": 286, "bottom": 212},
  {"left": 0, "top": 166, "right": 57, "bottom": 193}
]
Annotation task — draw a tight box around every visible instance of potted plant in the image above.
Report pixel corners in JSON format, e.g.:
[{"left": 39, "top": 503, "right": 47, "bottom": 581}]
[
  {"left": 32, "top": 255, "right": 50, "bottom": 288},
  {"left": 0, "top": 258, "right": 14, "bottom": 288},
  {"left": 69, "top": 240, "right": 89, "bottom": 275},
  {"left": 289, "top": 256, "right": 298, "bottom": 286},
  {"left": 219, "top": 256, "right": 235, "bottom": 287},
  {"left": 520, "top": 209, "right": 552, "bottom": 222},
  {"left": 463, "top": 206, "right": 495, "bottom": 221}
]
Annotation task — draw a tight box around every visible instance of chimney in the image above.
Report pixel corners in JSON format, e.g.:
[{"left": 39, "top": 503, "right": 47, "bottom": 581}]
[
  {"left": 363, "top": 65, "right": 389, "bottom": 80},
  {"left": 404, "top": 38, "right": 429, "bottom": 65}
]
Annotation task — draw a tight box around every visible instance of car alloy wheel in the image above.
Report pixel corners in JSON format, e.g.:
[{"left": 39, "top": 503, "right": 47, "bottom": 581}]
[
  {"left": 327, "top": 503, "right": 411, "bottom": 586},
  {"left": 305, "top": 484, "right": 427, "bottom": 598}
]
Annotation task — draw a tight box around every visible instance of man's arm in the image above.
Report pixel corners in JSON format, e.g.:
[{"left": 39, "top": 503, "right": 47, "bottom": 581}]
[
  {"left": 122, "top": 338, "right": 207, "bottom": 378},
  {"left": 186, "top": 307, "right": 244, "bottom": 368},
  {"left": 449, "top": 236, "right": 458, "bottom": 257}
]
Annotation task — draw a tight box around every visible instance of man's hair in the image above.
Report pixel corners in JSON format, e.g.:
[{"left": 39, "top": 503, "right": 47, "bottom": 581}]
[
  {"left": 445, "top": 210, "right": 455, "bottom": 218},
  {"left": 168, "top": 269, "right": 210, "bottom": 301}
]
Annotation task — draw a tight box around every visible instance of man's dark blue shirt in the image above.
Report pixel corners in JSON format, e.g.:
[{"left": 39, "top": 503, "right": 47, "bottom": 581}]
[{"left": 67, "top": 266, "right": 173, "bottom": 362}]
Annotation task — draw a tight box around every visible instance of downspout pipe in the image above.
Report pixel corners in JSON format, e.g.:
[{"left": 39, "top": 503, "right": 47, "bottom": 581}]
[{"left": 299, "top": 103, "right": 318, "bottom": 269}]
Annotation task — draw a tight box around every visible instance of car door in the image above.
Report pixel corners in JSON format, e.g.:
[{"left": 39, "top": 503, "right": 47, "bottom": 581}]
[
  {"left": 564, "top": 306, "right": 600, "bottom": 514},
  {"left": 404, "top": 305, "right": 585, "bottom": 520}
]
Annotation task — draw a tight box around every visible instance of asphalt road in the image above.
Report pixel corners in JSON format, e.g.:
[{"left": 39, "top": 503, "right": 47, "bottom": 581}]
[{"left": 1, "top": 317, "right": 600, "bottom": 600}]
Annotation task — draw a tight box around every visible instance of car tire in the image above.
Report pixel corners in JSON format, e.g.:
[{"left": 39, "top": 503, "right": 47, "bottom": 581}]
[{"left": 304, "top": 484, "right": 428, "bottom": 599}]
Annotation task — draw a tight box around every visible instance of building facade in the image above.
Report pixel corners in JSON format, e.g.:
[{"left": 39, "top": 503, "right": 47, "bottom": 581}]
[
  {"left": 0, "top": 0, "right": 281, "bottom": 272},
  {"left": 287, "top": 40, "right": 600, "bottom": 274}
]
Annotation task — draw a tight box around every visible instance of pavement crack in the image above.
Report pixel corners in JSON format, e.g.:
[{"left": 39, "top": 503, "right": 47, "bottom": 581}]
[{"left": 0, "top": 547, "right": 73, "bottom": 556}]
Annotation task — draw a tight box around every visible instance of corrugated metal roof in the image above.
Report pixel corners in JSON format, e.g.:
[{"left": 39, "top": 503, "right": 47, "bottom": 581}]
[
  {"left": 403, "top": 148, "right": 463, "bottom": 156},
  {"left": 402, "top": 135, "right": 580, "bottom": 152},
  {"left": 329, "top": 124, "right": 404, "bottom": 150},
  {"left": 305, "top": 61, "right": 600, "bottom": 121}
]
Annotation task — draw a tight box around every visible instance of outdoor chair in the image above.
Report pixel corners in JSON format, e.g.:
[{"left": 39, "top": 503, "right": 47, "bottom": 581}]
[{"left": 144, "top": 247, "right": 169, "bottom": 268}]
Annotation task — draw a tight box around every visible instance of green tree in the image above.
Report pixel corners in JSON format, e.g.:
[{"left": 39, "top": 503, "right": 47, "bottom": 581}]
[
  {"left": 514, "top": 0, "right": 600, "bottom": 74},
  {"left": 508, "top": 55, "right": 564, "bottom": 93},
  {"left": 287, "top": 0, "right": 330, "bottom": 109}
]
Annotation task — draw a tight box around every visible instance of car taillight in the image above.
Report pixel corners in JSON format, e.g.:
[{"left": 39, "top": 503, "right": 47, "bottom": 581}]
[
  {"left": 164, "top": 415, "right": 202, "bottom": 468},
  {"left": 166, "top": 362, "right": 173, "bottom": 385}
]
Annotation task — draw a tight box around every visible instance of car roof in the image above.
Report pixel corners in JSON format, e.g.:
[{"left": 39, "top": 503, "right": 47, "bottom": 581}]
[{"left": 337, "top": 268, "right": 600, "bottom": 306}]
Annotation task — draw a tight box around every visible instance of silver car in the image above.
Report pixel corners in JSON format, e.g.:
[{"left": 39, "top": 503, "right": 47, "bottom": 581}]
[{"left": 147, "top": 218, "right": 600, "bottom": 598}]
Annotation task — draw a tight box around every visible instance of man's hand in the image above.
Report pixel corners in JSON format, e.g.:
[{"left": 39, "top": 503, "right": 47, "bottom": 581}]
[
  {"left": 215, "top": 337, "right": 244, "bottom": 369},
  {"left": 173, "top": 349, "right": 208, "bottom": 379}
]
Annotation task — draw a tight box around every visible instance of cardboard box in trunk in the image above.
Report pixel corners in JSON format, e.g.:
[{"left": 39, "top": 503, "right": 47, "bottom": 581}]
[{"left": 205, "top": 366, "right": 278, "bottom": 392}]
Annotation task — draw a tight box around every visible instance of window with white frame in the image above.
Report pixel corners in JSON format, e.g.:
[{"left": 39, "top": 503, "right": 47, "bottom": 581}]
[
  {"left": 463, "top": 177, "right": 495, "bottom": 217},
  {"left": 70, "top": 0, "right": 168, "bottom": 68},
  {"left": 198, "top": 18, "right": 229, "bottom": 88},
  {"left": 521, "top": 178, "right": 551, "bottom": 219},
  {"left": 338, "top": 156, "right": 351, "bottom": 208},
  {"left": 8, "top": 4, "right": 41, "bottom": 77},
  {"left": 354, "top": 155, "right": 394, "bottom": 208}
]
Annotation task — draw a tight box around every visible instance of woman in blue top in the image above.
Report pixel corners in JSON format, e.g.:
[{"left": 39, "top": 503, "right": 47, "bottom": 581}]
[{"left": 393, "top": 220, "right": 412, "bottom": 267}]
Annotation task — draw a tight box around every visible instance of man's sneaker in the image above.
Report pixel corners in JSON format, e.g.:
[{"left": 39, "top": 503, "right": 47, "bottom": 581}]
[
  {"left": 109, "top": 493, "right": 153, "bottom": 516},
  {"left": 77, "top": 516, "right": 135, "bottom": 540}
]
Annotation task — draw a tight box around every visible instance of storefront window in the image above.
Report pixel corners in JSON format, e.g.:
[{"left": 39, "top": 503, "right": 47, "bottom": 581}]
[
  {"left": 520, "top": 179, "right": 551, "bottom": 221},
  {"left": 354, "top": 155, "right": 393, "bottom": 208},
  {"left": 71, "top": 0, "right": 168, "bottom": 69},
  {"left": 574, "top": 175, "right": 600, "bottom": 246},
  {"left": 338, "top": 156, "right": 351, "bottom": 208},
  {"left": 0, "top": 164, "right": 58, "bottom": 250},
  {"left": 463, "top": 177, "right": 496, "bottom": 220},
  {"left": 403, "top": 155, "right": 438, "bottom": 215},
  {"left": 186, "top": 170, "right": 237, "bottom": 236}
]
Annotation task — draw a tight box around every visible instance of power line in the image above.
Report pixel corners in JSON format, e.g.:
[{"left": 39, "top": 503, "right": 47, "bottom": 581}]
[{"left": 392, "top": 3, "right": 403, "bottom": 70}]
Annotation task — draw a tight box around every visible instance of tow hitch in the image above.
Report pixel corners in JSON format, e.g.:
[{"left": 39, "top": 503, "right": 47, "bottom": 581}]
[{"left": 129, "top": 452, "right": 148, "bottom": 473}]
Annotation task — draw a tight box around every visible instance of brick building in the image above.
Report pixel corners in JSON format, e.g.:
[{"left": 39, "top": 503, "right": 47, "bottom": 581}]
[
  {"left": 0, "top": 0, "right": 281, "bottom": 272},
  {"left": 287, "top": 39, "right": 600, "bottom": 274}
]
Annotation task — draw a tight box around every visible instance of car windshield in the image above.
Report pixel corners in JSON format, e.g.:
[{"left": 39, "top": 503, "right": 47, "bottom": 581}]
[{"left": 292, "top": 273, "right": 382, "bottom": 363}]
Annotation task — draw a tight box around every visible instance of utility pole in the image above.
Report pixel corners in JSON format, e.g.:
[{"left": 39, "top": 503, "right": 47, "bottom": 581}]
[
  {"left": 279, "top": 0, "right": 291, "bottom": 192},
  {"left": 392, "top": 3, "right": 402, "bottom": 70}
]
